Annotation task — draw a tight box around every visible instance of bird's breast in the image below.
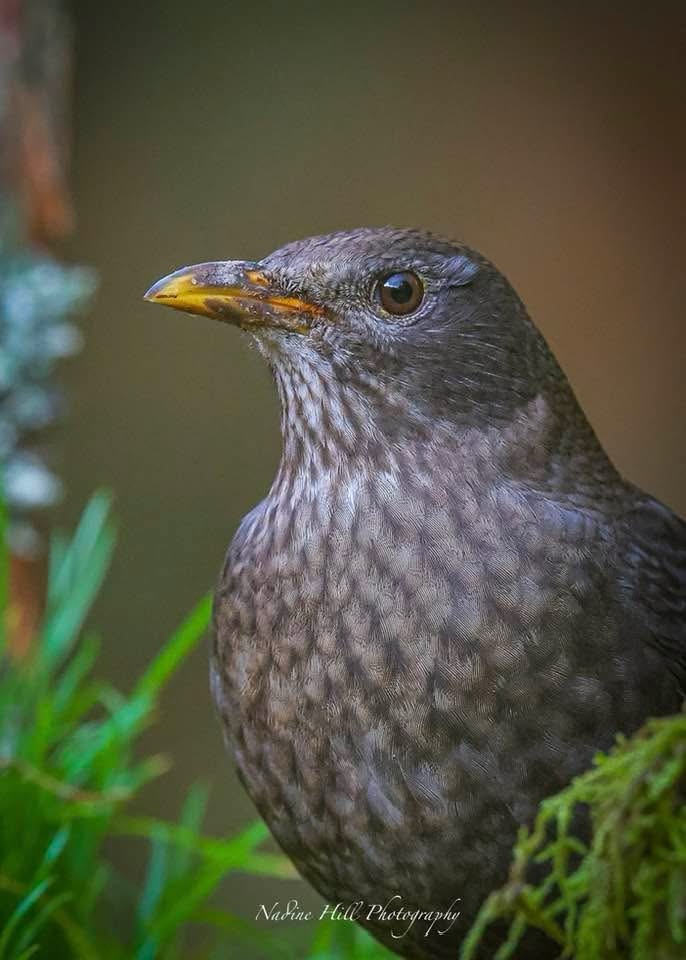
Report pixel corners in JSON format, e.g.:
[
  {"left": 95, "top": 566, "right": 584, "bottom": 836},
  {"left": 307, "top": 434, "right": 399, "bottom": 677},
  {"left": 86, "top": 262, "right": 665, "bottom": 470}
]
[{"left": 211, "top": 468, "right": 666, "bottom": 923}]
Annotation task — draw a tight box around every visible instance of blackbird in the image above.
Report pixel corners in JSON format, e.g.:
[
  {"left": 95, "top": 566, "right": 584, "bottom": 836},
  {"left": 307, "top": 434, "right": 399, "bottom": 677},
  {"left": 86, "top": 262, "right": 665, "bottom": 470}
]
[{"left": 145, "top": 228, "right": 685, "bottom": 959}]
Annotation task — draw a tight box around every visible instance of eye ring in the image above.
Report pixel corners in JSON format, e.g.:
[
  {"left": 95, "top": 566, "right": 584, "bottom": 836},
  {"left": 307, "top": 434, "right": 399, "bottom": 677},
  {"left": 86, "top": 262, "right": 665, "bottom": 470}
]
[{"left": 376, "top": 271, "right": 424, "bottom": 317}]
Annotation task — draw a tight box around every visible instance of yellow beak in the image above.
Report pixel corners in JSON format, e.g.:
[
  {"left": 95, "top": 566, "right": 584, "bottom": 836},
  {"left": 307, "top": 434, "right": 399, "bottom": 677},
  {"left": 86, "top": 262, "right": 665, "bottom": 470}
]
[{"left": 143, "top": 261, "right": 322, "bottom": 333}]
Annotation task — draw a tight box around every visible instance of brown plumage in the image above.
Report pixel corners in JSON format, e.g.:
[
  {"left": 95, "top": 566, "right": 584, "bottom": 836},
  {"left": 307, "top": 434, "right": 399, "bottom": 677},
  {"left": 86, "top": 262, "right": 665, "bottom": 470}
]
[{"left": 146, "top": 228, "right": 685, "bottom": 958}]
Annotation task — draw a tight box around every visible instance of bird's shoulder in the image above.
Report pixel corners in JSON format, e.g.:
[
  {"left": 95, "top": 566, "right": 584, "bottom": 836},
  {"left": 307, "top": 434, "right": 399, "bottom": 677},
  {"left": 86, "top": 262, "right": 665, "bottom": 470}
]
[{"left": 615, "top": 490, "right": 686, "bottom": 691}]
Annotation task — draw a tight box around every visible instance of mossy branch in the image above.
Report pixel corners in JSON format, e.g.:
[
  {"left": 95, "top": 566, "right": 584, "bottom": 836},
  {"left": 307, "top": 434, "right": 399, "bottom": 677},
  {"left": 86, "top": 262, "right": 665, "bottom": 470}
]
[{"left": 462, "top": 711, "right": 686, "bottom": 960}]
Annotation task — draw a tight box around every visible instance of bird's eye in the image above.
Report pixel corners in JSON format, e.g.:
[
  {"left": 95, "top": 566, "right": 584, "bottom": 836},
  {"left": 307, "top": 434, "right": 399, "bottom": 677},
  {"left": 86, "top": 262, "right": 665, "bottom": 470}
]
[{"left": 376, "top": 271, "right": 424, "bottom": 317}]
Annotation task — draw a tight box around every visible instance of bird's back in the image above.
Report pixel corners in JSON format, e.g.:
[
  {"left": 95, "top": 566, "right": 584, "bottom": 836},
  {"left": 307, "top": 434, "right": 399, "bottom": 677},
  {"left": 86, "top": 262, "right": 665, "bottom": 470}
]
[{"left": 617, "top": 490, "right": 686, "bottom": 693}]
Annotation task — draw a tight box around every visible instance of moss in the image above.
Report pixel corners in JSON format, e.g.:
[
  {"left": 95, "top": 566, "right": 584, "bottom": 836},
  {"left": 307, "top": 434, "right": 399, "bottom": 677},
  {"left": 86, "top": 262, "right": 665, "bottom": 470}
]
[{"left": 462, "top": 710, "right": 686, "bottom": 959}]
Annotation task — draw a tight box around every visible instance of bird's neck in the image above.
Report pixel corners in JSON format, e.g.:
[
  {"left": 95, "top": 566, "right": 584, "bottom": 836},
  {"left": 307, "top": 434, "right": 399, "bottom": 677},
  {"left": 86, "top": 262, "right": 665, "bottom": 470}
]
[
  {"left": 266, "top": 350, "right": 621, "bottom": 513},
  {"left": 268, "top": 351, "right": 392, "bottom": 504}
]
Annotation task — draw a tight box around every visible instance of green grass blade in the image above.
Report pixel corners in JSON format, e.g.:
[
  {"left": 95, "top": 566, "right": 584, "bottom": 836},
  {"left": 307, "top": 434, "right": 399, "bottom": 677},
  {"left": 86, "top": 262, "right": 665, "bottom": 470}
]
[
  {"left": 132, "top": 593, "right": 212, "bottom": 703},
  {"left": 42, "top": 492, "right": 116, "bottom": 671},
  {"left": 0, "top": 877, "right": 54, "bottom": 958}
]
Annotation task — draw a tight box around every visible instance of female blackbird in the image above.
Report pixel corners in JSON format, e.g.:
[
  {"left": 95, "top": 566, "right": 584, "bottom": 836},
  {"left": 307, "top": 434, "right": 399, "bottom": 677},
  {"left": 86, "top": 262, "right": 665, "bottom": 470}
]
[{"left": 146, "top": 228, "right": 685, "bottom": 958}]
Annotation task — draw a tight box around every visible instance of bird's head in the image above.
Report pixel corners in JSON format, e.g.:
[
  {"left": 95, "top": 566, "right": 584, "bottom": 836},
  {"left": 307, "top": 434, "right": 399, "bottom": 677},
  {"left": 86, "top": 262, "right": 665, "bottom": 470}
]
[{"left": 145, "top": 227, "right": 576, "bottom": 461}]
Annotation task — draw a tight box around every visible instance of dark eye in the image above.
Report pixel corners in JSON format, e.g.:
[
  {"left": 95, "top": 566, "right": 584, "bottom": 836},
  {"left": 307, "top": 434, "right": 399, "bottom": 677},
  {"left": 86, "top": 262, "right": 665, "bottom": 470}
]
[{"left": 376, "top": 271, "right": 424, "bottom": 316}]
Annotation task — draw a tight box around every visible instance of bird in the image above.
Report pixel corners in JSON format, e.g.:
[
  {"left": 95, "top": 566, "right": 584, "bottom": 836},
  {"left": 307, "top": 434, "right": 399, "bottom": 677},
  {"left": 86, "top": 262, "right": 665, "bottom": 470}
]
[{"left": 145, "top": 228, "right": 685, "bottom": 959}]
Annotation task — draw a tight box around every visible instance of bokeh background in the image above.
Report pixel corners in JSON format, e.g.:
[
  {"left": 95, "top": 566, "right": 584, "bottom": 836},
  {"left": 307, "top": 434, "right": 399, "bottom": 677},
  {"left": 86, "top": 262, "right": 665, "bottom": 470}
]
[{"left": 57, "top": 0, "right": 685, "bottom": 948}]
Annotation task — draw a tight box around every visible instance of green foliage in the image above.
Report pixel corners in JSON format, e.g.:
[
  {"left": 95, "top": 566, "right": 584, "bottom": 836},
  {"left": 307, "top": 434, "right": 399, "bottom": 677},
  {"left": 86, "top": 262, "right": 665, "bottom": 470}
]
[
  {"left": 0, "top": 490, "right": 210, "bottom": 957},
  {"left": 462, "top": 711, "right": 686, "bottom": 960}
]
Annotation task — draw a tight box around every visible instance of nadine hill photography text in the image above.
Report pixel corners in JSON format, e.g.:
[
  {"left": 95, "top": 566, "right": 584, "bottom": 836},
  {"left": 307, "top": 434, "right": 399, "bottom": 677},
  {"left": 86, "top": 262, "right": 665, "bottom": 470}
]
[{"left": 256, "top": 897, "right": 463, "bottom": 939}]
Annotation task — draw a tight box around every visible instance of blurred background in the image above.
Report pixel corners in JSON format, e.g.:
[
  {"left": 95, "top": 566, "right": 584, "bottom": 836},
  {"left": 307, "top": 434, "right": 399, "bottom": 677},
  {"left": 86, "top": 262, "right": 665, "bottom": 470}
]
[{"left": 17, "top": 0, "right": 684, "bottom": 949}]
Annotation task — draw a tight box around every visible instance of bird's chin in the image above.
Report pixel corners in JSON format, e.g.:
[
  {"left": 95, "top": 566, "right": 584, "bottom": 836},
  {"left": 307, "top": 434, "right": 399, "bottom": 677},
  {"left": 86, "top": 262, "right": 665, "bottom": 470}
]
[
  {"left": 247, "top": 325, "right": 328, "bottom": 371},
  {"left": 244, "top": 323, "right": 294, "bottom": 355}
]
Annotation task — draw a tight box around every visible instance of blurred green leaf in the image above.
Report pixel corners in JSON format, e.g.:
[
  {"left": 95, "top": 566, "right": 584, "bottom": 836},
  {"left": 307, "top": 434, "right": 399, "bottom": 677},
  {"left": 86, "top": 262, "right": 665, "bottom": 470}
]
[
  {"left": 42, "top": 491, "right": 116, "bottom": 672},
  {"left": 133, "top": 592, "right": 212, "bottom": 704},
  {"left": 0, "top": 495, "right": 221, "bottom": 957}
]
